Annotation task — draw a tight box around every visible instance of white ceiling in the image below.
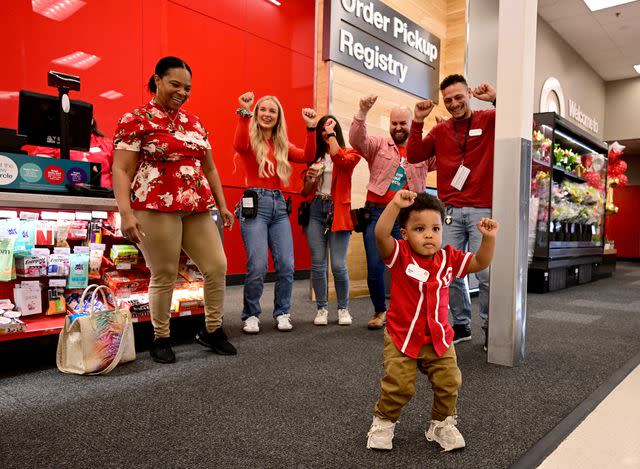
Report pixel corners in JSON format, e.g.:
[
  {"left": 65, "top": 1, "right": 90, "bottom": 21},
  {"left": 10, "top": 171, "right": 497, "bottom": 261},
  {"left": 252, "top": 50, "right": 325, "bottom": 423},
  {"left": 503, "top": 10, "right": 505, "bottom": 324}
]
[{"left": 538, "top": 0, "right": 640, "bottom": 81}]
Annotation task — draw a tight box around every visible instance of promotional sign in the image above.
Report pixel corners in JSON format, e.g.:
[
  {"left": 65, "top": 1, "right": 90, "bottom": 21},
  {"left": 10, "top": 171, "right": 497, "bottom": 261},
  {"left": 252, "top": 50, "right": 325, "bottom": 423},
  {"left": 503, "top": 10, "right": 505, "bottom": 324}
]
[
  {"left": 323, "top": 0, "right": 441, "bottom": 100},
  {"left": 0, "top": 152, "right": 100, "bottom": 193}
]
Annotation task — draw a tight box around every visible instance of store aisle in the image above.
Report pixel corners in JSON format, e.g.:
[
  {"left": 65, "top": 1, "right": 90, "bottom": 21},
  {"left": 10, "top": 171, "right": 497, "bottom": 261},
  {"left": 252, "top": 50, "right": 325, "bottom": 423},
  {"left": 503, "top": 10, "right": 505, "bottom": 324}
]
[
  {"left": 1, "top": 263, "right": 639, "bottom": 468},
  {"left": 538, "top": 364, "right": 640, "bottom": 468}
]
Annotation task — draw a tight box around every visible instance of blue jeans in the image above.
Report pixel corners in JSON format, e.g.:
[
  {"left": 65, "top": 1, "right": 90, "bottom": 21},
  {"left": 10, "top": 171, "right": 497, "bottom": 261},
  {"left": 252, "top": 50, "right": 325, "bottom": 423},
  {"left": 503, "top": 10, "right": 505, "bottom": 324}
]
[
  {"left": 238, "top": 188, "right": 294, "bottom": 320},
  {"left": 443, "top": 206, "right": 492, "bottom": 331},
  {"left": 363, "top": 205, "right": 401, "bottom": 313},
  {"left": 306, "top": 198, "right": 351, "bottom": 310}
]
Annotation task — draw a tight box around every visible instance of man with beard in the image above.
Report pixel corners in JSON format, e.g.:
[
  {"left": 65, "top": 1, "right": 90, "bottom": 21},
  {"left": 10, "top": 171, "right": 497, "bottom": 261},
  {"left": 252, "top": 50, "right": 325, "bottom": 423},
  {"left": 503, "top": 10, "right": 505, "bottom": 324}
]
[
  {"left": 349, "top": 95, "right": 434, "bottom": 330},
  {"left": 406, "top": 74, "right": 496, "bottom": 352}
]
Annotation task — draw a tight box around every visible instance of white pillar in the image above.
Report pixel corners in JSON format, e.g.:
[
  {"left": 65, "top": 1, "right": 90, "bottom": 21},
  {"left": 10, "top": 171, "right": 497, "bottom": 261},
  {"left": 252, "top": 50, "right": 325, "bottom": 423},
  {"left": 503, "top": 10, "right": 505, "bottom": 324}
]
[{"left": 488, "top": 0, "right": 538, "bottom": 366}]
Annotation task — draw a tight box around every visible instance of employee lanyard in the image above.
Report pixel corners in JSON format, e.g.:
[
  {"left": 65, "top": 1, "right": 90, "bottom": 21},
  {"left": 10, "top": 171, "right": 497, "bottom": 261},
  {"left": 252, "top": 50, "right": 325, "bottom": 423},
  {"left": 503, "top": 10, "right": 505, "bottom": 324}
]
[{"left": 453, "top": 112, "right": 473, "bottom": 164}]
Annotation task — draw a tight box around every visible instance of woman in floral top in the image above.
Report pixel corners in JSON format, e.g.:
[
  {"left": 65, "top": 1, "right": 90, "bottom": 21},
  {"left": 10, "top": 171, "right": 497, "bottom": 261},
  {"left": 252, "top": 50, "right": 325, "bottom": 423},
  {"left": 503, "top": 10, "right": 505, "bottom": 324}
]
[
  {"left": 234, "top": 91, "right": 317, "bottom": 334},
  {"left": 112, "top": 56, "right": 235, "bottom": 364}
]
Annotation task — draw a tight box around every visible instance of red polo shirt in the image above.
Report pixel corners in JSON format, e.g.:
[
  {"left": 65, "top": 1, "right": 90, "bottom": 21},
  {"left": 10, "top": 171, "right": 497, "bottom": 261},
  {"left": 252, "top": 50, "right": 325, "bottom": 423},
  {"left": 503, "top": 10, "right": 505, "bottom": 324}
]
[
  {"left": 407, "top": 109, "right": 495, "bottom": 208},
  {"left": 384, "top": 240, "right": 473, "bottom": 358}
]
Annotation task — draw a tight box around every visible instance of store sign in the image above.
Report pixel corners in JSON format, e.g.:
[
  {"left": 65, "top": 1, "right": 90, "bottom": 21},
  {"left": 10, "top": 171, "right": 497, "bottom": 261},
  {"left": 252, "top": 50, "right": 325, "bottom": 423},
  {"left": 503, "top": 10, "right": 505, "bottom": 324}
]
[
  {"left": 323, "top": 0, "right": 441, "bottom": 100},
  {"left": 568, "top": 99, "right": 599, "bottom": 134}
]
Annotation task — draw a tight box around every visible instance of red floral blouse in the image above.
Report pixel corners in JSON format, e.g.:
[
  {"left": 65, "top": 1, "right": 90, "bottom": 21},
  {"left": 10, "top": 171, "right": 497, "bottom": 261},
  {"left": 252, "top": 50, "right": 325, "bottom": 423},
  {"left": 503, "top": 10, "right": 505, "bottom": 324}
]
[{"left": 114, "top": 99, "right": 215, "bottom": 212}]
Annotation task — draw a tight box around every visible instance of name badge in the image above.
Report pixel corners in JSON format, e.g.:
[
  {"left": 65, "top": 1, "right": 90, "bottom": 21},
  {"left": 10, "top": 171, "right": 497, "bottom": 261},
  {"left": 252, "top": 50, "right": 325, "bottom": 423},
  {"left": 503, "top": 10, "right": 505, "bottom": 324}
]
[
  {"left": 451, "top": 165, "right": 471, "bottom": 191},
  {"left": 405, "top": 264, "right": 429, "bottom": 283},
  {"left": 469, "top": 128, "right": 482, "bottom": 137}
]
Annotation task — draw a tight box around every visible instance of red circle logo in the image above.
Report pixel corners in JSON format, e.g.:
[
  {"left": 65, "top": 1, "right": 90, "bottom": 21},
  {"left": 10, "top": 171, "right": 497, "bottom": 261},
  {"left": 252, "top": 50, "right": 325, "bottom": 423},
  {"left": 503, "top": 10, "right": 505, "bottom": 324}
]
[{"left": 45, "top": 165, "right": 65, "bottom": 184}]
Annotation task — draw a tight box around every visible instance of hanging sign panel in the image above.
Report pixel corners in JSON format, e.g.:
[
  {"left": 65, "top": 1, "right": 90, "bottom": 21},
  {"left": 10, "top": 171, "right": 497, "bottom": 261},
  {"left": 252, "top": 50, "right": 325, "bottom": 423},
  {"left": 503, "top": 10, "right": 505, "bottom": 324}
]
[{"left": 323, "top": 0, "right": 441, "bottom": 100}]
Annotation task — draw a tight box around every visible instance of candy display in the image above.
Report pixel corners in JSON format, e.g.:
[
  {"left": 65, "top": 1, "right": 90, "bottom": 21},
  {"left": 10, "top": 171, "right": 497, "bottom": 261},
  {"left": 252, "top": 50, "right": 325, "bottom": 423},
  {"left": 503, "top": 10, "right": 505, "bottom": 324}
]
[{"left": 110, "top": 245, "right": 139, "bottom": 265}]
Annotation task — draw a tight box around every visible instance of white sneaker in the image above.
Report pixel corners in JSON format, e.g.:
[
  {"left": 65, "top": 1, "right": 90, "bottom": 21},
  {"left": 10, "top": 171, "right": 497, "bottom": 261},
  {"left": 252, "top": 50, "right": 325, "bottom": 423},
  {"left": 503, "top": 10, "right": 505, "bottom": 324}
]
[
  {"left": 425, "top": 416, "right": 466, "bottom": 451},
  {"left": 276, "top": 314, "right": 293, "bottom": 331},
  {"left": 314, "top": 308, "right": 329, "bottom": 326},
  {"left": 367, "top": 416, "right": 396, "bottom": 450},
  {"left": 338, "top": 308, "right": 352, "bottom": 326},
  {"left": 242, "top": 316, "right": 260, "bottom": 334}
]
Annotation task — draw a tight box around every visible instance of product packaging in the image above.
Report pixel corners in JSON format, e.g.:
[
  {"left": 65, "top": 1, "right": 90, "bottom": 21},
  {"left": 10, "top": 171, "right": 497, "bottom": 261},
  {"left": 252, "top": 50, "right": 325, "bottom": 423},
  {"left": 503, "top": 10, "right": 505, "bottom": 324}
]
[
  {"left": 46, "top": 280, "right": 67, "bottom": 315},
  {"left": 55, "top": 221, "right": 71, "bottom": 247},
  {"left": 67, "top": 220, "right": 89, "bottom": 241},
  {"left": 110, "top": 245, "right": 139, "bottom": 265},
  {"left": 67, "top": 253, "right": 89, "bottom": 289},
  {"left": 13, "top": 281, "right": 42, "bottom": 316},
  {"left": 88, "top": 243, "right": 105, "bottom": 279},
  {"left": 35, "top": 221, "right": 56, "bottom": 246},
  {"left": 0, "top": 237, "right": 16, "bottom": 281}
]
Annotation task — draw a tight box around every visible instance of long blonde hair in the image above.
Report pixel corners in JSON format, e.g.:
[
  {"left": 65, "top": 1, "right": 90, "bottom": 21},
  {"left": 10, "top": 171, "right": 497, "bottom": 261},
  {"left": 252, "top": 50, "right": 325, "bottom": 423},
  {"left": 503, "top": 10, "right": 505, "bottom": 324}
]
[{"left": 249, "top": 95, "right": 292, "bottom": 185}]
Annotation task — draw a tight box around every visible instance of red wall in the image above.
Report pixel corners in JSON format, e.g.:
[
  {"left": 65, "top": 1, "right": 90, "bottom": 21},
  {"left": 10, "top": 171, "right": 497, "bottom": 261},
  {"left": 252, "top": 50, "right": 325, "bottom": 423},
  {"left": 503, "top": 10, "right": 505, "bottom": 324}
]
[
  {"left": 605, "top": 185, "right": 640, "bottom": 258},
  {"left": 2, "top": 0, "right": 316, "bottom": 274}
]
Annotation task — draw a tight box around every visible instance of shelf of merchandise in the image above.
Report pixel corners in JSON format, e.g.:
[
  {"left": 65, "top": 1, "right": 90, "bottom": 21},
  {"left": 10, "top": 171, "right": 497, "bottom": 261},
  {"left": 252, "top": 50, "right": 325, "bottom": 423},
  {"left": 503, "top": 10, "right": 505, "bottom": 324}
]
[
  {"left": 0, "top": 306, "right": 205, "bottom": 342},
  {"left": 552, "top": 165, "right": 587, "bottom": 184},
  {"left": 0, "top": 192, "right": 118, "bottom": 211}
]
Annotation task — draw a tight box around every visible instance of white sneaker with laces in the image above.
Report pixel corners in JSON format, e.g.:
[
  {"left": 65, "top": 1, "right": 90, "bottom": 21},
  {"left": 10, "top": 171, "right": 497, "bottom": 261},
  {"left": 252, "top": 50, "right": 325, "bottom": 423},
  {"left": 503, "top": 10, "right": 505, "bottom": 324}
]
[
  {"left": 314, "top": 308, "right": 329, "bottom": 326},
  {"left": 276, "top": 314, "right": 293, "bottom": 331},
  {"left": 367, "top": 416, "right": 396, "bottom": 450},
  {"left": 425, "top": 415, "right": 466, "bottom": 451},
  {"left": 337, "top": 308, "right": 352, "bottom": 325},
  {"left": 242, "top": 316, "right": 260, "bottom": 334}
]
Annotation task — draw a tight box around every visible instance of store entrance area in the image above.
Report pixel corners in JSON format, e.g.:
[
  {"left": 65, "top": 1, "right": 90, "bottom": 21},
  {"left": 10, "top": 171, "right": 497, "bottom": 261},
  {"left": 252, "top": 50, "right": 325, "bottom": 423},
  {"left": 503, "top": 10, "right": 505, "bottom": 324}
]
[{"left": 1, "top": 264, "right": 638, "bottom": 467}]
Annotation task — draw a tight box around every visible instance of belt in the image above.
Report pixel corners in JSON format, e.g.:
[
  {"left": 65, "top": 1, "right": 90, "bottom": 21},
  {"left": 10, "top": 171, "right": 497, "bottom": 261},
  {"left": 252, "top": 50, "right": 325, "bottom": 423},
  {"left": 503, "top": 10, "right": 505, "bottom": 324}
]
[
  {"left": 365, "top": 201, "right": 387, "bottom": 209},
  {"left": 314, "top": 194, "right": 332, "bottom": 201}
]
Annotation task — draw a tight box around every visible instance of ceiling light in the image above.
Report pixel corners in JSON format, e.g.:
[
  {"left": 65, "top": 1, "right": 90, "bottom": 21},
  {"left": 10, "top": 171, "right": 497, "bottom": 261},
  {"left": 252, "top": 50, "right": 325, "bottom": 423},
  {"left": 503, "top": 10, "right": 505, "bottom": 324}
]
[
  {"left": 52, "top": 51, "right": 101, "bottom": 70},
  {"left": 634, "top": 64, "right": 640, "bottom": 74},
  {"left": 268, "top": 0, "right": 282, "bottom": 5},
  {"left": 99, "top": 90, "right": 124, "bottom": 100},
  {"left": 582, "top": 0, "right": 637, "bottom": 11},
  {"left": 32, "top": 0, "right": 86, "bottom": 21}
]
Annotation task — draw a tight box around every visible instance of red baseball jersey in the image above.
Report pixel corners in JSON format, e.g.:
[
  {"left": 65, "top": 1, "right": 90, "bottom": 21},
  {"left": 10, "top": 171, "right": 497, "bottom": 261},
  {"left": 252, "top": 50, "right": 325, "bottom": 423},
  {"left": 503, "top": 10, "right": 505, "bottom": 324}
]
[{"left": 384, "top": 240, "right": 473, "bottom": 358}]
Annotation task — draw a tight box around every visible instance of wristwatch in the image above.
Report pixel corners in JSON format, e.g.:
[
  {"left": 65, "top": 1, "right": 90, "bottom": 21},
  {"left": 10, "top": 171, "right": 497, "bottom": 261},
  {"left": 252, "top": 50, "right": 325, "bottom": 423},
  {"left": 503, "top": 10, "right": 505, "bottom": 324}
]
[{"left": 326, "top": 132, "right": 336, "bottom": 139}]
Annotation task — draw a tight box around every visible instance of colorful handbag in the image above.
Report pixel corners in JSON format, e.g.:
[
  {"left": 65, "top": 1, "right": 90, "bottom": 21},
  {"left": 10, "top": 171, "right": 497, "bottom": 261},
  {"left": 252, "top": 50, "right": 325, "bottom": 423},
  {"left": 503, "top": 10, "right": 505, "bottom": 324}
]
[{"left": 56, "top": 284, "right": 136, "bottom": 375}]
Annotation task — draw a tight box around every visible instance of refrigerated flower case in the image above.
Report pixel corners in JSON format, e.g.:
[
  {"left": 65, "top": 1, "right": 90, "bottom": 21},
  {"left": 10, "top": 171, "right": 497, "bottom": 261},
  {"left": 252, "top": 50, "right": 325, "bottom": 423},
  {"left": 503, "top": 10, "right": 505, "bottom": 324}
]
[{"left": 528, "top": 112, "right": 608, "bottom": 292}]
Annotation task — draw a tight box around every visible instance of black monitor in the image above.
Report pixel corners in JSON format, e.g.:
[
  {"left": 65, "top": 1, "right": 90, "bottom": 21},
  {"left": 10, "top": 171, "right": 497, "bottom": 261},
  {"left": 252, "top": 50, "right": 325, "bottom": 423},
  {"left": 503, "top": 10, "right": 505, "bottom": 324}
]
[{"left": 17, "top": 90, "right": 93, "bottom": 152}]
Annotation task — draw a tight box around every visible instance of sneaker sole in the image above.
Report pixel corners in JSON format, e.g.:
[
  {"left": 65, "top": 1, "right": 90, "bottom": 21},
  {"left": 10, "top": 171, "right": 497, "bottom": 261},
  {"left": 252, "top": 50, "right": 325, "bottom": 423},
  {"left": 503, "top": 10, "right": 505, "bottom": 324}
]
[
  {"left": 339, "top": 321, "right": 352, "bottom": 326},
  {"left": 452, "top": 335, "right": 472, "bottom": 344},
  {"left": 242, "top": 328, "right": 260, "bottom": 334},
  {"left": 277, "top": 327, "right": 293, "bottom": 332},
  {"left": 313, "top": 321, "right": 328, "bottom": 326},
  {"left": 425, "top": 432, "right": 465, "bottom": 452},
  {"left": 195, "top": 336, "right": 238, "bottom": 356}
]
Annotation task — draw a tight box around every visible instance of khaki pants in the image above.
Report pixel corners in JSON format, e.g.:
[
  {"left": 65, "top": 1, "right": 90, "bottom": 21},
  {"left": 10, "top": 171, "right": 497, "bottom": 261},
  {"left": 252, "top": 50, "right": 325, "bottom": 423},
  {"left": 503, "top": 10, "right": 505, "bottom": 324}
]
[
  {"left": 374, "top": 329, "right": 462, "bottom": 422},
  {"left": 134, "top": 210, "right": 227, "bottom": 339}
]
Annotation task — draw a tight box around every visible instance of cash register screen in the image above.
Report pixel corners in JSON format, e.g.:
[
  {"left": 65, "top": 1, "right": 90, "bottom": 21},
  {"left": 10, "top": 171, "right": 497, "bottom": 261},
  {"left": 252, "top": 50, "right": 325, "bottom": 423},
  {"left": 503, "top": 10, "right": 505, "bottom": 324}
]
[{"left": 17, "top": 90, "right": 93, "bottom": 152}]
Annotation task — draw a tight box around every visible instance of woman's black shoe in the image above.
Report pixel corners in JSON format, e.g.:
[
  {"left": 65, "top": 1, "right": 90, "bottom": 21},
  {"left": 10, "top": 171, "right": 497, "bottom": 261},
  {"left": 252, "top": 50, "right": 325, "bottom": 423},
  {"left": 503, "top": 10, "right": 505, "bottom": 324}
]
[
  {"left": 195, "top": 327, "right": 237, "bottom": 355},
  {"left": 150, "top": 337, "right": 176, "bottom": 363}
]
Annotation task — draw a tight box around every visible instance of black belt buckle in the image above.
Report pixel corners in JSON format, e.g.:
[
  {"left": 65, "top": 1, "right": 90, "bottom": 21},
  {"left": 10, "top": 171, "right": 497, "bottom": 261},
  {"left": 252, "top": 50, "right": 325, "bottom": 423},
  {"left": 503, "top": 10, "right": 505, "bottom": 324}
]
[{"left": 445, "top": 206, "right": 453, "bottom": 225}]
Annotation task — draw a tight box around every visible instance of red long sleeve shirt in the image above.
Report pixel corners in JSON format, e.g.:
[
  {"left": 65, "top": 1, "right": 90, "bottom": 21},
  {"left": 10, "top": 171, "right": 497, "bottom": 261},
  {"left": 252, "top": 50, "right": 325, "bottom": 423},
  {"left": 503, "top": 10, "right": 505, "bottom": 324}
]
[
  {"left": 407, "top": 109, "right": 495, "bottom": 208},
  {"left": 233, "top": 115, "right": 316, "bottom": 189}
]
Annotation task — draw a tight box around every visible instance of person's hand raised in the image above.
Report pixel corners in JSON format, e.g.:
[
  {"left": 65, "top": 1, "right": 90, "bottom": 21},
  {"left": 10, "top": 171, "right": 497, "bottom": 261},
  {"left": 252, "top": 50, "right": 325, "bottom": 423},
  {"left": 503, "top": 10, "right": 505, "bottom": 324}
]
[
  {"left": 392, "top": 190, "right": 417, "bottom": 209},
  {"left": 359, "top": 95, "right": 378, "bottom": 113},
  {"left": 471, "top": 83, "right": 496, "bottom": 103},
  {"left": 324, "top": 118, "right": 336, "bottom": 134},
  {"left": 414, "top": 100, "right": 435, "bottom": 122},
  {"left": 238, "top": 91, "right": 254, "bottom": 111},
  {"left": 302, "top": 108, "right": 317, "bottom": 127},
  {"left": 476, "top": 217, "right": 499, "bottom": 237}
]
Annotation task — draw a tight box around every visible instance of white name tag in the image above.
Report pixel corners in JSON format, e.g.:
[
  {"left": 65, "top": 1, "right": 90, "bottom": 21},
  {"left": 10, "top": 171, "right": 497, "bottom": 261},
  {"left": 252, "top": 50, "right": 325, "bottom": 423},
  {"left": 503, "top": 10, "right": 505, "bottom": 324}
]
[
  {"left": 405, "top": 264, "right": 429, "bottom": 283},
  {"left": 469, "top": 128, "right": 482, "bottom": 136},
  {"left": 451, "top": 165, "right": 471, "bottom": 191},
  {"left": 242, "top": 197, "right": 254, "bottom": 208}
]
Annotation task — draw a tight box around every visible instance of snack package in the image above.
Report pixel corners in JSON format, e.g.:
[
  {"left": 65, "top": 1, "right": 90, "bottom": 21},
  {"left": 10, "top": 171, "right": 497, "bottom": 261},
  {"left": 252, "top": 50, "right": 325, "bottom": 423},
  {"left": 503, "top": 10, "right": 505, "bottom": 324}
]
[
  {"left": 17, "top": 220, "right": 36, "bottom": 251},
  {"left": 88, "top": 243, "right": 105, "bottom": 279},
  {"left": 110, "top": 245, "right": 139, "bottom": 264},
  {"left": 67, "top": 253, "right": 89, "bottom": 289},
  {"left": 0, "top": 237, "right": 16, "bottom": 281},
  {"left": 47, "top": 285, "right": 67, "bottom": 315},
  {"left": 55, "top": 221, "right": 71, "bottom": 247}
]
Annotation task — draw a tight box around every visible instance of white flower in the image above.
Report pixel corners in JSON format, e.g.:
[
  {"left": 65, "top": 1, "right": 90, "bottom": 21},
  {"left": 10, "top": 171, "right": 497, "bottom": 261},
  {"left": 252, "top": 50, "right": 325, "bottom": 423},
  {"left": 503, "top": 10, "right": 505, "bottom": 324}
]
[
  {"left": 142, "top": 143, "right": 157, "bottom": 154},
  {"left": 179, "top": 166, "right": 196, "bottom": 176},
  {"left": 120, "top": 112, "right": 135, "bottom": 124},
  {"left": 158, "top": 192, "right": 174, "bottom": 207},
  {"left": 173, "top": 130, "right": 208, "bottom": 148},
  {"left": 179, "top": 113, "right": 189, "bottom": 123},
  {"left": 148, "top": 107, "right": 164, "bottom": 119},
  {"left": 176, "top": 188, "right": 201, "bottom": 208}
]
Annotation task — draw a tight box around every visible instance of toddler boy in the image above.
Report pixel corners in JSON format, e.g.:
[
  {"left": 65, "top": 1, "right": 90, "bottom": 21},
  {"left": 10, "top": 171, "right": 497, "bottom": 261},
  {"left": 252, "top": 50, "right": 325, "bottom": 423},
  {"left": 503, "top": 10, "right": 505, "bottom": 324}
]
[{"left": 367, "top": 190, "right": 498, "bottom": 451}]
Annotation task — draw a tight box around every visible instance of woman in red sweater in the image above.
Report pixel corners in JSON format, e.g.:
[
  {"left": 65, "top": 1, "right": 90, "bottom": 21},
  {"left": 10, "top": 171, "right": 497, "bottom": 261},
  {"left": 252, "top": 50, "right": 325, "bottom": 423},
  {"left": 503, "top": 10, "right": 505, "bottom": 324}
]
[
  {"left": 233, "top": 91, "right": 317, "bottom": 334},
  {"left": 302, "top": 116, "right": 361, "bottom": 326}
]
